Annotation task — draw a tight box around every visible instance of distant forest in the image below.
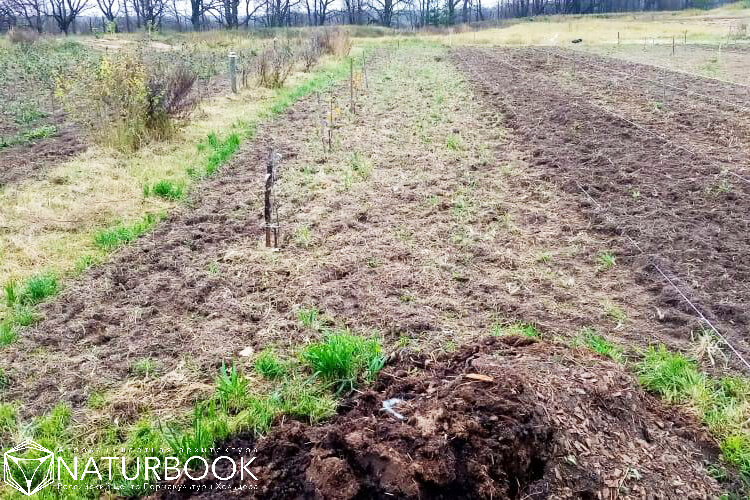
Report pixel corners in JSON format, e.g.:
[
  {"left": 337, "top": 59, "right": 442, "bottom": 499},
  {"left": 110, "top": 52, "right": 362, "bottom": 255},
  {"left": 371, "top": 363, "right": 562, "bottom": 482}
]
[{"left": 0, "top": 0, "right": 735, "bottom": 34}]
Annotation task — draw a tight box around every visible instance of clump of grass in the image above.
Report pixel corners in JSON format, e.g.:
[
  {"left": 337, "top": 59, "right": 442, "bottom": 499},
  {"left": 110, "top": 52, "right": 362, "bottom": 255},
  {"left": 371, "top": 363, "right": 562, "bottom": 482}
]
[
  {"left": 636, "top": 345, "right": 750, "bottom": 476},
  {"left": 446, "top": 134, "right": 462, "bottom": 151},
  {"left": 94, "top": 213, "right": 159, "bottom": 250},
  {"left": 87, "top": 392, "right": 107, "bottom": 410},
  {"left": 279, "top": 377, "right": 337, "bottom": 424},
  {"left": 348, "top": 152, "right": 373, "bottom": 180},
  {"left": 297, "top": 306, "right": 323, "bottom": 330},
  {"left": 216, "top": 362, "right": 249, "bottom": 412},
  {"left": 0, "top": 322, "right": 17, "bottom": 347},
  {"left": 34, "top": 403, "right": 72, "bottom": 440},
  {"left": 10, "top": 305, "right": 37, "bottom": 327},
  {"left": 163, "top": 404, "right": 217, "bottom": 462},
  {"left": 293, "top": 225, "right": 313, "bottom": 248},
  {"left": 22, "top": 273, "right": 58, "bottom": 305},
  {"left": 204, "top": 132, "right": 240, "bottom": 175},
  {"left": 301, "top": 330, "right": 385, "bottom": 392},
  {"left": 74, "top": 254, "right": 97, "bottom": 274},
  {"left": 150, "top": 180, "right": 184, "bottom": 200},
  {"left": 130, "top": 358, "right": 158, "bottom": 378},
  {"left": 4, "top": 280, "right": 18, "bottom": 307},
  {"left": 575, "top": 327, "right": 624, "bottom": 363},
  {"left": 254, "top": 349, "right": 287, "bottom": 380},
  {"left": 536, "top": 252, "right": 552, "bottom": 264},
  {"left": 596, "top": 251, "right": 616, "bottom": 271},
  {"left": 491, "top": 321, "right": 541, "bottom": 338},
  {"left": 603, "top": 301, "right": 627, "bottom": 326},
  {"left": 0, "top": 402, "right": 17, "bottom": 434}
]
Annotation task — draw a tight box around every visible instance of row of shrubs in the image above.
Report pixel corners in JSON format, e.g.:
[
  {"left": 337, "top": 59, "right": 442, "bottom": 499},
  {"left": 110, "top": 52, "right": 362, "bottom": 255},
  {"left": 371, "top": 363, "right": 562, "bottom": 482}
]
[{"left": 55, "top": 28, "right": 350, "bottom": 153}]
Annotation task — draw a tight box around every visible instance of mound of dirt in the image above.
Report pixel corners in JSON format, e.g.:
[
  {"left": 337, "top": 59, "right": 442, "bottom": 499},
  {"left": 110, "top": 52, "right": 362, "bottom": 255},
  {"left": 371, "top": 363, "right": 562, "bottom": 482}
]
[{"left": 160, "top": 338, "right": 721, "bottom": 499}]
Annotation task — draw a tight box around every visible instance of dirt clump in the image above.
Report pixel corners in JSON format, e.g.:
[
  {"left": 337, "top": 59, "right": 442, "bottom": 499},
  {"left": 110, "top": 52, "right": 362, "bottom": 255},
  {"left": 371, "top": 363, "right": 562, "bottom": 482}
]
[{"left": 159, "top": 338, "right": 721, "bottom": 499}]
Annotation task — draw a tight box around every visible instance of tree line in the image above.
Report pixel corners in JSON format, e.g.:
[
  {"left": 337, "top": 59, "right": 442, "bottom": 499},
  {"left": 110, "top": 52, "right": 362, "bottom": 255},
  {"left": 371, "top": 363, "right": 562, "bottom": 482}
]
[{"left": 0, "top": 0, "right": 731, "bottom": 33}]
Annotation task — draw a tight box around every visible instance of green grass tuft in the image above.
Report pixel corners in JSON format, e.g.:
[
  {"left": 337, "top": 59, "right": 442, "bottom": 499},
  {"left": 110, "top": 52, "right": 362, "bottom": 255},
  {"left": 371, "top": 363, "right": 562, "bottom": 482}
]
[
  {"left": 596, "top": 251, "right": 616, "bottom": 271},
  {"left": 0, "top": 322, "right": 17, "bottom": 347},
  {"left": 34, "top": 403, "right": 72, "bottom": 440},
  {"left": 637, "top": 346, "right": 705, "bottom": 403},
  {"left": 151, "top": 180, "right": 184, "bottom": 200},
  {"left": 575, "top": 327, "right": 624, "bottom": 363},
  {"left": 94, "top": 213, "right": 159, "bottom": 250},
  {"left": 0, "top": 402, "right": 17, "bottom": 434},
  {"left": 297, "top": 306, "right": 323, "bottom": 330},
  {"left": 130, "top": 358, "right": 158, "bottom": 378},
  {"left": 301, "top": 330, "right": 385, "bottom": 392},
  {"left": 254, "top": 349, "right": 287, "bottom": 380},
  {"left": 216, "top": 362, "right": 249, "bottom": 412},
  {"left": 21, "top": 272, "right": 58, "bottom": 305},
  {"left": 491, "top": 321, "right": 541, "bottom": 338}
]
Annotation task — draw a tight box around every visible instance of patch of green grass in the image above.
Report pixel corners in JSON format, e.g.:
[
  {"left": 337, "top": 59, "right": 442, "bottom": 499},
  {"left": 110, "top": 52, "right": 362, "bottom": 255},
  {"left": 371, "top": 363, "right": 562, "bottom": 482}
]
[
  {"left": 0, "top": 402, "right": 17, "bottom": 434},
  {"left": 163, "top": 404, "right": 217, "bottom": 462},
  {"left": 446, "top": 134, "right": 462, "bottom": 151},
  {"left": 575, "top": 327, "right": 624, "bottom": 363},
  {"left": 297, "top": 306, "right": 323, "bottom": 330},
  {"left": 21, "top": 272, "right": 58, "bottom": 305},
  {"left": 254, "top": 349, "right": 287, "bottom": 380},
  {"left": 536, "top": 252, "right": 552, "bottom": 264},
  {"left": 596, "top": 251, "right": 616, "bottom": 271},
  {"left": 87, "top": 392, "right": 107, "bottom": 410},
  {"left": 4, "top": 279, "right": 18, "bottom": 307},
  {"left": 204, "top": 132, "right": 241, "bottom": 175},
  {"left": 239, "top": 393, "right": 283, "bottom": 435},
  {"left": 637, "top": 346, "right": 706, "bottom": 404},
  {"left": 279, "top": 377, "right": 337, "bottom": 424},
  {"left": 603, "top": 301, "right": 627, "bottom": 326},
  {"left": 94, "top": 213, "right": 160, "bottom": 250},
  {"left": 301, "top": 330, "right": 385, "bottom": 392},
  {"left": 348, "top": 152, "right": 373, "bottom": 180},
  {"left": 74, "top": 254, "right": 97, "bottom": 274},
  {"left": 216, "top": 362, "right": 249, "bottom": 412},
  {"left": 10, "top": 305, "right": 37, "bottom": 327},
  {"left": 0, "top": 322, "right": 17, "bottom": 347},
  {"left": 491, "top": 321, "right": 541, "bottom": 338},
  {"left": 451, "top": 194, "right": 473, "bottom": 219},
  {"left": 150, "top": 180, "right": 184, "bottom": 200},
  {"left": 293, "top": 224, "right": 313, "bottom": 248},
  {"left": 23, "top": 124, "right": 56, "bottom": 141},
  {"left": 130, "top": 357, "right": 158, "bottom": 378},
  {"left": 34, "top": 402, "right": 72, "bottom": 440}
]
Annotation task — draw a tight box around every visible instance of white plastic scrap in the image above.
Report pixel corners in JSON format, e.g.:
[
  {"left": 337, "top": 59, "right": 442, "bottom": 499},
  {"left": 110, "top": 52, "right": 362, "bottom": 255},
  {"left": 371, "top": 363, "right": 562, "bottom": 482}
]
[{"left": 381, "top": 398, "right": 406, "bottom": 420}]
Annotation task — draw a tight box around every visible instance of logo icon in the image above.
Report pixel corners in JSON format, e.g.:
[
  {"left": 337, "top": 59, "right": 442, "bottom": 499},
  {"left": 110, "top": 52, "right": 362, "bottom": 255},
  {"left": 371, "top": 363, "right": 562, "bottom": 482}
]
[{"left": 3, "top": 439, "right": 54, "bottom": 496}]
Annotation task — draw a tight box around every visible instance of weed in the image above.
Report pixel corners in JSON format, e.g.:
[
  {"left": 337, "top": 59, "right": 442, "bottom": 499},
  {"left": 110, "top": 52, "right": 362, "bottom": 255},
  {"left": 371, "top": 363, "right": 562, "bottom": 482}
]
[
  {"left": 11, "top": 305, "right": 37, "bottom": 327},
  {"left": 631, "top": 189, "right": 641, "bottom": 200},
  {"left": 452, "top": 194, "right": 473, "bottom": 219},
  {"left": 207, "top": 262, "right": 219, "bottom": 274},
  {"left": 255, "top": 349, "right": 287, "bottom": 380},
  {"left": 294, "top": 225, "right": 313, "bottom": 248},
  {"left": 0, "top": 403, "right": 17, "bottom": 434},
  {"left": 348, "top": 152, "right": 373, "bottom": 180},
  {"left": 637, "top": 346, "right": 705, "bottom": 403},
  {"left": 0, "top": 322, "right": 14, "bottom": 347},
  {"left": 491, "top": 321, "right": 541, "bottom": 338},
  {"left": 575, "top": 327, "right": 624, "bottom": 362},
  {"left": 301, "top": 330, "right": 385, "bottom": 392},
  {"left": 297, "top": 306, "right": 323, "bottom": 330},
  {"left": 603, "top": 301, "right": 627, "bottom": 326},
  {"left": 691, "top": 328, "right": 728, "bottom": 367},
  {"left": 216, "top": 362, "right": 249, "bottom": 412},
  {"left": 280, "top": 377, "right": 338, "bottom": 424},
  {"left": 4, "top": 279, "right": 18, "bottom": 307},
  {"left": 74, "top": 254, "right": 96, "bottom": 274},
  {"left": 151, "top": 180, "right": 184, "bottom": 200},
  {"left": 163, "top": 404, "right": 215, "bottom": 461},
  {"left": 536, "top": 252, "right": 552, "bottom": 264},
  {"left": 94, "top": 213, "right": 159, "bottom": 250},
  {"left": 87, "top": 392, "right": 107, "bottom": 410},
  {"left": 446, "top": 134, "right": 462, "bottom": 151},
  {"left": 21, "top": 272, "right": 58, "bottom": 305},
  {"left": 131, "top": 358, "right": 158, "bottom": 378},
  {"left": 596, "top": 251, "right": 616, "bottom": 271},
  {"left": 34, "top": 403, "right": 72, "bottom": 440}
]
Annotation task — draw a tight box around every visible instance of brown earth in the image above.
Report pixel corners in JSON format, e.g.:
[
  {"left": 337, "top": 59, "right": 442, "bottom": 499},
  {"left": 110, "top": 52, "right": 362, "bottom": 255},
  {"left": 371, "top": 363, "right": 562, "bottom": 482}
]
[
  {"left": 157, "top": 337, "right": 722, "bottom": 499},
  {"left": 453, "top": 47, "right": 750, "bottom": 369},
  {"left": 0, "top": 118, "right": 85, "bottom": 186}
]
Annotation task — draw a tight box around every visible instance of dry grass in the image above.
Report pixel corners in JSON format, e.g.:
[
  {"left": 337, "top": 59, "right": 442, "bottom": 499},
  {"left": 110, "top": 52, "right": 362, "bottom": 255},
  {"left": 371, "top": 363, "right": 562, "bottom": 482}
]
[{"left": 0, "top": 54, "right": 344, "bottom": 316}]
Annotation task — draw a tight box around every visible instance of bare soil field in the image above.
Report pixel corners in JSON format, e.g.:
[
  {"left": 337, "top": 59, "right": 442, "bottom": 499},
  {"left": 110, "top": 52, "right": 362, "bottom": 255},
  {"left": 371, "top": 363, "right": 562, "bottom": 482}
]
[
  {"left": 160, "top": 338, "right": 721, "bottom": 498},
  {"left": 454, "top": 46, "right": 750, "bottom": 368}
]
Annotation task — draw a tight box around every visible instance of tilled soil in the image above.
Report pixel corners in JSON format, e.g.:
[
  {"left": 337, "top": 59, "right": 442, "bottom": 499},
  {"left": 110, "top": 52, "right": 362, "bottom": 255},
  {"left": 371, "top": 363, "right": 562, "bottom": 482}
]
[
  {"left": 0, "top": 119, "right": 85, "bottom": 186},
  {"left": 158, "top": 337, "right": 721, "bottom": 499},
  {"left": 1, "top": 47, "right": 685, "bottom": 423},
  {"left": 453, "top": 47, "right": 750, "bottom": 367}
]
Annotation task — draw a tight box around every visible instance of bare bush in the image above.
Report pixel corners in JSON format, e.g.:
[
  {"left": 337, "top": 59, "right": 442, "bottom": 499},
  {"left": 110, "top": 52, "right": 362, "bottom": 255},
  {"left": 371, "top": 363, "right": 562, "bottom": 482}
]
[
  {"left": 299, "top": 38, "right": 322, "bottom": 72},
  {"left": 59, "top": 48, "right": 198, "bottom": 152},
  {"left": 256, "top": 44, "right": 295, "bottom": 89},
  {"left": 7, "top": 27, "right": 39, "bottom": 44}
]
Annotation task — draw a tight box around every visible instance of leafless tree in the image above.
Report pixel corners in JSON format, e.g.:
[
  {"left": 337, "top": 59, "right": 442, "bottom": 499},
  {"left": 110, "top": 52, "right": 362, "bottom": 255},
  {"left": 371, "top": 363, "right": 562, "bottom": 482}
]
[
  {"left": 138, "top": 0, "right": 163, "bottom": 28},
  {"left": 221, "top": 0, "right": 239, "bottom": 27},
  {"left": 96, "top": 0, "right": 119, "bottom": 23},
  {"left": 50, "top": 0, "right": 89, "bottom": 34},
  {"left": 371, "top": 0, "right": 403, "bottom": 25},
  {"left": 7, "top": 0, "right": 45, "bottom": 32},
  {"left": 304, "top": 0, "right": 334, "bottom": 25},
  {"left": 0, "top": 0, "right": 18, "bottom": 30}
]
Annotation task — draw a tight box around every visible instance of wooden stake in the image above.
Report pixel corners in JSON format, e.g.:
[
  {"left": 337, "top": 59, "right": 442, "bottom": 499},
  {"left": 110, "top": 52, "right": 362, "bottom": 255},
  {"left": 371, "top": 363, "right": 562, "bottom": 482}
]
[
  {"left": 264, "top": 150, "right": 275, "bottom": 247},
  {"left": 363, "top": 52, "right": 368, "bottom": 91},
  {"left": 617, "top": 31, "right": 620, "bottom": 45},
  {"left": 684, "top": 30, "right": 687, "bottom": 45},
  {"left": 228, "top": 51, "right": 237, "bottom": 94},
  {"left": 672, "top": 36, "right": 675, "bottom": 55},
  {"left": 350, "top": 58, "right": 355, "bottom": 115}
]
